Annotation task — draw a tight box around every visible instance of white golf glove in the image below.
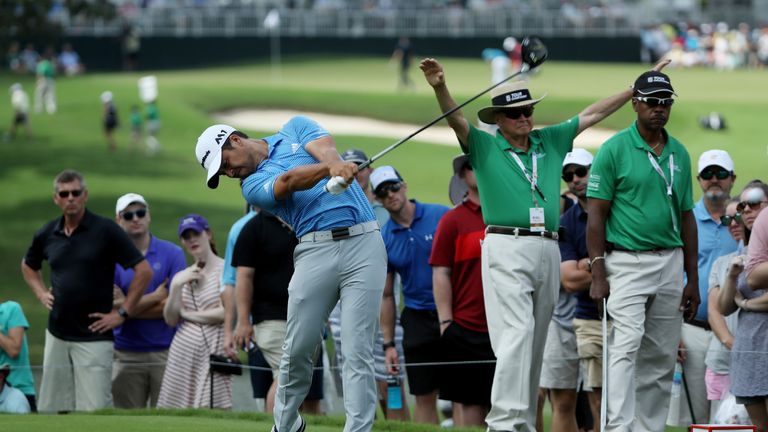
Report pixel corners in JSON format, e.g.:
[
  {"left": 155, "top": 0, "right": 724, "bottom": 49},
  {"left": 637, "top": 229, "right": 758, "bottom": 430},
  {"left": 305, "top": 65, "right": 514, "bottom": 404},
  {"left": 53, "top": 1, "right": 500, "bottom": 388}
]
[{"left": 324, "top": 176, "right": 349, "bottom": 195}]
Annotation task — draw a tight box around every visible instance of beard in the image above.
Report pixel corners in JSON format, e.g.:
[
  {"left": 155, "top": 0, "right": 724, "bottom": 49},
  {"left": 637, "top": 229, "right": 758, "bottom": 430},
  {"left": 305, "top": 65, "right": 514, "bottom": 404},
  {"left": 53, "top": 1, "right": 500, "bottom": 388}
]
[{"left": 705, "top": 189, "right": 727, "bottom": 201}]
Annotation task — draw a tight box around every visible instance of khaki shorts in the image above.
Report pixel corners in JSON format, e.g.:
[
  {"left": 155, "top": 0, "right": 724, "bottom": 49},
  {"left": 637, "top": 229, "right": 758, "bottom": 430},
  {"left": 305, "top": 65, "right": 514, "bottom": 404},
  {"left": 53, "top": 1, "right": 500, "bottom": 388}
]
[
  {"left": 573, "top": 318, "right": 611, "bottom": 389},
  {"left": 540, "top": 321, "right": 579, "bottom": 390},
  {"left": 253, "top": 320, "right": 287, "bottom": 379}
]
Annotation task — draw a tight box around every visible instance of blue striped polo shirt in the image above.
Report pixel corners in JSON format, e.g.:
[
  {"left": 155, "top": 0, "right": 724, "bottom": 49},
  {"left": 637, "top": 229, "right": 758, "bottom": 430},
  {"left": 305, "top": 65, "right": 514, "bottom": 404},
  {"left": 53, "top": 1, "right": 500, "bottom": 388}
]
[{"left": 241, "top": 116, "right": 375, "bottom": 238}]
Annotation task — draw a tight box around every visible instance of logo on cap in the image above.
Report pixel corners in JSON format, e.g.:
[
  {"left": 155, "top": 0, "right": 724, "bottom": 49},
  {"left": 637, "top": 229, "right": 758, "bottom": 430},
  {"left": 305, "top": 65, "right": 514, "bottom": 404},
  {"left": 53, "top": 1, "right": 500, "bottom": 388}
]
[
  {"left": 200, "top": 150, "right": 211, "bottom": 168},
  {"left": 506, "top": 91, "right": 526, "bottom": 102},
  {"left": 214, "top": 130, "right": 228, "bottom": 145}
]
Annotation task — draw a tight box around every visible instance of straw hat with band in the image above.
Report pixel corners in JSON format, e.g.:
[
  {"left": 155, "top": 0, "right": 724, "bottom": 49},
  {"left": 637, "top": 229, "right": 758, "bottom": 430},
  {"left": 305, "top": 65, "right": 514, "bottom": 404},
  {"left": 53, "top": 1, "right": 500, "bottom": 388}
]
[{"left": 477, "top": 81, "right": 547, "bottom": 124}]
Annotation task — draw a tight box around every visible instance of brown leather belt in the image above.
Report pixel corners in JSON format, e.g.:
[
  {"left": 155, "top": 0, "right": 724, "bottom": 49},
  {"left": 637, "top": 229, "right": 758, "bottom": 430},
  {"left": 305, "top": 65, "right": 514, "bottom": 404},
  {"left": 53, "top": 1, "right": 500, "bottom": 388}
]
[{"left": 486, "top": 225, "right": 560, "bottom": 240}]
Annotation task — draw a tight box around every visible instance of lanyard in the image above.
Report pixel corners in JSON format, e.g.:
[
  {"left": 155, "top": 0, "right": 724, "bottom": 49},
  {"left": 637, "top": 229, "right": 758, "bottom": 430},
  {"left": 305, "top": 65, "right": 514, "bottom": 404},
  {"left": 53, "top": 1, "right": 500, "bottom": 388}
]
[
  {"left": 508, "top": 150, "right": 547, "bottom": 204},
  {"left": 647, "top": 151, "right": 678, "bottom": 232}
]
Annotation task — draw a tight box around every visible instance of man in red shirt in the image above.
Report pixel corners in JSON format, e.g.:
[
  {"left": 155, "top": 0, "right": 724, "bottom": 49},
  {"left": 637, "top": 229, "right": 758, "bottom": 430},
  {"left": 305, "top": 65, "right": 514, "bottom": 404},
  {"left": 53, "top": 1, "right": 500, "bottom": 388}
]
[{"left": 430, "top": 155, "right": 495, "bottom": 427}]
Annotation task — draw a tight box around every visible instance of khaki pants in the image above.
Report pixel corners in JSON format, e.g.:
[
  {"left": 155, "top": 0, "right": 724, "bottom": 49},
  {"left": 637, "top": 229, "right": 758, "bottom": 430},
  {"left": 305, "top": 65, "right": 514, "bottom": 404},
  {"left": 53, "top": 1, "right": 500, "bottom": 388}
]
[
  {"left": 604, "top": 248, "right": 684, "bottom": 432},
  {"left": 482, "top": 234, "right": 560, "bottom": 432},
  {"left": 38, "top": 330, "right": 113, "bottom": 412},
  {"left": 112, "top": 350, "right": 168, "bottom": 408},
  {"left": 253, "top": 320, "right": 287, "bottom": 379}
]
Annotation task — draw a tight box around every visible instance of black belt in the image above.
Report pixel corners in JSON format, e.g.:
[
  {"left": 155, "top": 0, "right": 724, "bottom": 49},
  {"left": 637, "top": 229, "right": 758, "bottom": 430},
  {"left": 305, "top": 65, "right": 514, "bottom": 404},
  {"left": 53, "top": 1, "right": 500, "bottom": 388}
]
[
  {"left": 606, "top": 242, "right": 672, "bottom": 253},
  {"left": 487, "top": 226, "right": 561, "bottom": 240},
  {"left": 687, "top": 319, "right": 711, "bottom": 331}
]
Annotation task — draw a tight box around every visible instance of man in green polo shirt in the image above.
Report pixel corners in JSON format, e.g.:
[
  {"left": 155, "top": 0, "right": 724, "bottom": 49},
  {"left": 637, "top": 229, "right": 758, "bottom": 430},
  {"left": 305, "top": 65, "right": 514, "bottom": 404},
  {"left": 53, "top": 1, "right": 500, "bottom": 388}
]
[
  {"left": 586, "top": 70, "right": 699, "bottom": 432},
  {"left": 420, "top": 57, "right": 670, "bottom": 432}
]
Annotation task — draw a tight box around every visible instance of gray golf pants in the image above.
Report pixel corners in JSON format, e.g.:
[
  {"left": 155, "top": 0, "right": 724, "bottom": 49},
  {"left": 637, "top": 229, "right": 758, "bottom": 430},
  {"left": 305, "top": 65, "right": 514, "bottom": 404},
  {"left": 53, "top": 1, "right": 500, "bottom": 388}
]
[{"left": 274, "top": 230, "right": 386, "bottom": 432}]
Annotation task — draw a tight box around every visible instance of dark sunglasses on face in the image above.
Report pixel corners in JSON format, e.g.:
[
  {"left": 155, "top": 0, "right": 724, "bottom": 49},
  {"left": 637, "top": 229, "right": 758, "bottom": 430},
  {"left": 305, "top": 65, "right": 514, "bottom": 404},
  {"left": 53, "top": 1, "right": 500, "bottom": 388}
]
[
  {"left": 57, "top": 189, "right": 83, "bottom": 198},
  {"left": 699, "top": 169, "right": 731, "bottom": 180},
  {"left": 502, "top": 106, "right": 535, "bottom": 119},
  {"left": 121, "top": 209, "right": 147, "bottom": 221},
  {"left": 562, "top": 166, "right": 589, "bottom": 182},
  {"left": 375, "top": 182, "right": 402, "bottom": 199},
  {"left": 737, "top": 199, "right": 768, "bottom": 212},
  {"left": 181, "top": 230, "right": 201, "bottom": 241},
  {"left": 720, "top": 213, "right": 743, "bottom": 226},
  {"left": 634, "top": 96, "right": 675, "bottom": 107}
]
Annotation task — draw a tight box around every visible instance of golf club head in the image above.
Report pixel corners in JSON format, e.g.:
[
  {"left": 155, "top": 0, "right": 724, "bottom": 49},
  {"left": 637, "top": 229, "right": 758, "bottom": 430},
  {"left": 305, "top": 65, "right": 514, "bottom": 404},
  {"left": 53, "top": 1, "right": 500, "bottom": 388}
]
[{"left": 521, "top": 36, "right": 548, "bottom": 69}]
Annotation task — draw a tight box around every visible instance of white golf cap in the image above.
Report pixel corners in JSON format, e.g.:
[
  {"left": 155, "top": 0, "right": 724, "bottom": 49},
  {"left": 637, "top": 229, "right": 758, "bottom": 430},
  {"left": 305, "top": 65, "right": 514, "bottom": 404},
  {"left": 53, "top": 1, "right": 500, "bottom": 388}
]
[
  {"left": 9, "top": 83, "right": 21, "bottom": 93},
  {"left": 503, "top": 36, "right": 517, "bottom": 52},
  {"left": 698, "top": 149, "right": 734, "bottom": 174},
  {"left": 370, "top": 165, "right": 403, "bottom": 194},
  {"left": 196, "top": 124, "right": 236, "bottom": 189},
  {"left": 115, "top": 193, "right": 148, "bottom": 215},
  {"left": 100, "top": 91, "right": 113, "bottom": 103},
  {"left": 562, "top": 148, "right": 594, "bottom": 168}
]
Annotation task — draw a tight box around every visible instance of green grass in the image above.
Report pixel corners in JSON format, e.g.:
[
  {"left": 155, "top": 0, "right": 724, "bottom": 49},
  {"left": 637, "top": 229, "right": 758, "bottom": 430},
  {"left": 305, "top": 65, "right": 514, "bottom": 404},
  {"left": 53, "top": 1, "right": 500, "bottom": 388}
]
[{"left": 0, "top": 56, "right": 760, "bottom": 432}]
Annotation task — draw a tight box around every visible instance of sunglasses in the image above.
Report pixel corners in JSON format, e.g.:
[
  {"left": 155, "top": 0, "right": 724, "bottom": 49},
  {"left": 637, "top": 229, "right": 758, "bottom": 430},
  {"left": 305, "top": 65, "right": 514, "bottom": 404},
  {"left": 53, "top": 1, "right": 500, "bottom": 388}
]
[
  {"left": 720, "top": 213, "right": 743, "bottom": 226},
  {"left": 634, "top": 96, "right": 675, "bottom": 107},
  {"left": 375, "top": 182, "right": 402, "bottom": 199},
  {"left": 700, "top": 169, "right": 731, "bottom": 180},
  {"left": 181, "top": 230, "right": 201, "bottom": 241},
  {"left": 121, "top": 209, "right": 147, "bottom": 221},
  {"left": 562, "top": 166, "right": 589, "bottom": 182},
  {"left": 737, "top": 199, "right": 768, "bottom": 212},
  {"left": 502, "top": 106, "right": 535, "bottom": 119},
  {"left": 57, "top": 189, "right": 83, "bottom": 198}
]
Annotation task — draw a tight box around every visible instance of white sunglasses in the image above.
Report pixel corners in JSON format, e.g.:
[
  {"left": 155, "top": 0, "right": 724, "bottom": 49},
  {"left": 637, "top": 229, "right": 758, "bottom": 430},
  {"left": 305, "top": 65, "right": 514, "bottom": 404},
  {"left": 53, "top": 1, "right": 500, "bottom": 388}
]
[{"left": 634, "top": 96, "right": 675, "bottom": 106}]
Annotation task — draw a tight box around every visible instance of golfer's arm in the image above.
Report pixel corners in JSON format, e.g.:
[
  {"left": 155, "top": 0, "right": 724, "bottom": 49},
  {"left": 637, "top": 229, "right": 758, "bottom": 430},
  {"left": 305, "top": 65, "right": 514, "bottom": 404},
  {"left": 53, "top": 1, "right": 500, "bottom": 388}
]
[
  {"left": 586, "top": 198, "right": 611, "bottom": 280},
  {"left": 747, "top": 262, "right": 768, "bottom": 291},
  {"left": 273, "top": 163, "right": 334, "bottom": 199},
  {"left": 432, "top": 266, "right": 453, "bottom": 324},
  {"left": 305, "top": 135, "right": 342, "bottom": 164},
  {"left": 681, "top": 210, "right": 699, "bottom": 290},
  {"left": 235, "top": 267, "right": 255, "bottom": 327},
  {"left": 380, "top": 272, "right": 397, "bottom": 343},
  {"left": 561, "top": 260, "right": 591, "bottom": 293},
  {"left": 431, "top": 83, "right": 469, "bottom": 144},
  {"left": 576, "top": 88, "right": 632, "bottom": 135},
  {"left": 707, "top": 288, "right": 733, "bottom": 345}
]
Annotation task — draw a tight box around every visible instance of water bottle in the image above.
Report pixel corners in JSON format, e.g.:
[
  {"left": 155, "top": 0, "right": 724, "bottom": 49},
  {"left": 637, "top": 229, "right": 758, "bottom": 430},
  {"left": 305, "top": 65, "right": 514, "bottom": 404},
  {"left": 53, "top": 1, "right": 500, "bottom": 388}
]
[
  {"left": 670, "top": 362, "right": 683, "bottom": 398},
  {"left": 386, "top": 375, "right": 403, "bottom": 410}
]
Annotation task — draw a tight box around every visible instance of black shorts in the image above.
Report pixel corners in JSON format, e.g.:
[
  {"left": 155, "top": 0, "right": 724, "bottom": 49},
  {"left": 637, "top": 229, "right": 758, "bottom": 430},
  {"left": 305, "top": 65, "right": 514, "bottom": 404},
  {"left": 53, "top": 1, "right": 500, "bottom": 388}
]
[
  {"left": 439, "top": 322, "right": 495, "bottom": 406},
  {"left": 104, "top": 118, "right": 118, "bottom": 132},
  {"left": 248, "top": 346, "right": 324, "bottom": 400},
  {"left": 401, "top": 307, "right": 444, "bottom": 396},
  {"left": 14, "top": 112, "right": 27, "bottom": 125}
]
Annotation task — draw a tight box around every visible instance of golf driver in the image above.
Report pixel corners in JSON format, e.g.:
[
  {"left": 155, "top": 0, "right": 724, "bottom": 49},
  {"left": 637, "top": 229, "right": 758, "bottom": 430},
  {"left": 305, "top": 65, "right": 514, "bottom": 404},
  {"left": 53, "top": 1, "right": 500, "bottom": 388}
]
[{"left": 325, "top": 36, "right": 549, "bottom": 194}]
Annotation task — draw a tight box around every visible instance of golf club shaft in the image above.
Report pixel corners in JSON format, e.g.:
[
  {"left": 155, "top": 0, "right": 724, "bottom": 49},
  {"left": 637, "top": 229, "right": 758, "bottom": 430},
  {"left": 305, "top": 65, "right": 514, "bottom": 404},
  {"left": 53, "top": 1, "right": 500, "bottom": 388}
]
[{"left": 357, "top": 63, "right": 531, "bottom": 170}]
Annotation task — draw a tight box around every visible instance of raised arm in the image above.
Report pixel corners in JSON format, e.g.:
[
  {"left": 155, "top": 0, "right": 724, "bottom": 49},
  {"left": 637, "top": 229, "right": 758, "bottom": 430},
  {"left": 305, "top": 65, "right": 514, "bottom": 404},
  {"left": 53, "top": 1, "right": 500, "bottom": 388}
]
[{"left": 420, "top": 58, "right": 470, "bottom": 145}]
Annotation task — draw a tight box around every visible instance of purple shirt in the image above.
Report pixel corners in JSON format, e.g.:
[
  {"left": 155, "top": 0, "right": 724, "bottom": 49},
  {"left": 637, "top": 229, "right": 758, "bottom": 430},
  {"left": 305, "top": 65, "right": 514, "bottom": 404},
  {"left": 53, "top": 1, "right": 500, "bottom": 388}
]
[{"left": 113, "top": 235, "right": 186, "bottom": 351}]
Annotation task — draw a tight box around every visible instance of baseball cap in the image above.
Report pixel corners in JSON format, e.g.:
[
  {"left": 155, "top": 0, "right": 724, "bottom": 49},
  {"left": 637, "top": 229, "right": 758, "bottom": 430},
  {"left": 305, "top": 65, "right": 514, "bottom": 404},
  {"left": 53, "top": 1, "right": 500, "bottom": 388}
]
[
  {"left": 633, "top": 71, "right": 676, "bottom": 96},
  {"left": 100, "top": 91, "right": 113, "bottom": 103},
  {"left": 195, "top": 124, "right": 236, "bottom": 189},
  {"left": 562, "top": 149, "right": 594, "bottom": 169},
  {"left": 341, "top": 149, "right": 368, "bottom": 165},
  {"left": 697, "top": 149, "right": 734, "bottom": 174},
  {"left": 115, "top": 193, "right": 148, "bottom": 215},
  {"left": 178, "top": 213, "right": 210, "bottom": 237},
  {"left": 449, "top": 154, "right": 470, "bottom": 205},
  {"left": 0, "top": 363, "right": 10, "bottom": 377},
  {"left": 370, "top": 166, "right": 403, "bottom": 194}
]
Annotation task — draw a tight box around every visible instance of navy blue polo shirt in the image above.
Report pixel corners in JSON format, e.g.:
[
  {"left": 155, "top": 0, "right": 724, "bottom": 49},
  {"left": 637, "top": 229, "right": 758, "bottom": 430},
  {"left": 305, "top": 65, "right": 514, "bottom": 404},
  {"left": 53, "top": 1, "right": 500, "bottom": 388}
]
[
  {"left": 381, "top": 200, "right": 449, "bottom": 310},
  {"left": 559, "top": 202, "right": 598, "bottom": 320}
]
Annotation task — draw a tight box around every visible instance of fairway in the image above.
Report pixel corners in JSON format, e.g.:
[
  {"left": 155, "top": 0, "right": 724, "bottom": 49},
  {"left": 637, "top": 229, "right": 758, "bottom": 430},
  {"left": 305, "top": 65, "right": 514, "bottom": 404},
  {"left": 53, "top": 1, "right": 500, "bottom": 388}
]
[{"left": 0, "top": 55, "right": 762, "bottom": 432}]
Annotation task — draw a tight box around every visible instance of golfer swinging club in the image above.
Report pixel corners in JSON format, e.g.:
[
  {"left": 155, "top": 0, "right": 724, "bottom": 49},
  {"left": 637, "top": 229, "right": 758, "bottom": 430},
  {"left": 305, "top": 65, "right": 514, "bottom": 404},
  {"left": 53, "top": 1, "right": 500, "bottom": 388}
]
[
  {"left": 420, "top": 57, "right": 671, "bottom": 431},
  {"left": 195, "top": 116, "right": 386, "bottom": 432}
]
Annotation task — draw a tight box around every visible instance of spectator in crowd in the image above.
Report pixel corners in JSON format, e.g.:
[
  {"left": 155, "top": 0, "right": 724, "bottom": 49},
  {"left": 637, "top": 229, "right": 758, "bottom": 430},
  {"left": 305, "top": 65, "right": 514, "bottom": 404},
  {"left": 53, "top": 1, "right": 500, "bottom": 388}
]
[
  {"left": 540, "top": 149, "right": 595, "bottom": 432},
  {"left": 21, "top": 169, "right": 153, "bottom": 412},
  {"left": 391, "top": 37, "right": 414, "bottom": 90},
  {"left": 420, "top": 56, "right": 666, "bottom": 432},
  {"left": 158, "top": 214, "right": 231, "bottom": 409},
  {"left": 0, "top": 364, "right": 30, "bottom": 414},
  {"left": 129, "top": 105, "right": 143, "bottom": 152},
  {"left": 19, "top": 43, "right": 38, "bottom": 75},
  {"left": 101, "top": 91, "right": 118, "bottom": 152},
  {"left": 145, "top": 100, "right": 161, "bottom": 154},
  {"left": 122, "top": 23, "right": 141, "bottom": 71},
  {"left": 328, "top": 149, "right": 409, "bottom": 420},
  {"left": 430, "top": 154, "right": 494, "bottom": 427},
  {"left": 7, "top": 83, "right": 31, "bottom": 142},
  {"left": 6, "top": 41, "right": 21, "bottom": 73},
  {"left": 375, "top": 165, "right": 450, "bottom": 424},
  {"left": 111, "top": 193, "right": 186, "bottom": 408},
  {"left": 667, "top": 149, "right": 738, "bottom": 426},
  {"left": 57, "top": 43, "right": 84, "bottom": 76},
  {"left": 0, "top": 300, "right": 36, "bottom": 411},
  {"left": 718, "top": 184, "right": 768, "bottom": 431},
  {"left": 587, "top": 70, "right": 699, "bottom": 432},
  {"left": 34, "top": 48, "right": 56, "bottom": 115},
  {"left": 706, "top": 197, "right": 743, "bottom": 420}
]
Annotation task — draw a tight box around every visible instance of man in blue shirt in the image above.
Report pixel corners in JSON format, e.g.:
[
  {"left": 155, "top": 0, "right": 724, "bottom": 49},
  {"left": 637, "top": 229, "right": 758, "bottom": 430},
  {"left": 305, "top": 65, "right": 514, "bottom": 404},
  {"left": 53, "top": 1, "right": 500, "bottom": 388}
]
[
  {"left": 373, "top": 165, "right": 450, "bottom": 425},
  {"left": 195, "top": 116, "right": 386, "bottom": 432},
  {"left": 667, "top": 149, "right": 738, "bottom": 426}
]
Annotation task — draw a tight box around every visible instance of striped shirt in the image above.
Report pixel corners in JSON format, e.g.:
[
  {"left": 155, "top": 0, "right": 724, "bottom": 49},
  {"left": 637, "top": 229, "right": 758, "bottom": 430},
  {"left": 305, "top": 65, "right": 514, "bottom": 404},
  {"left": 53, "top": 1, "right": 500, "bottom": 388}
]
[{"left": 241, "top": 116, "right": 375, "bottom": 238}]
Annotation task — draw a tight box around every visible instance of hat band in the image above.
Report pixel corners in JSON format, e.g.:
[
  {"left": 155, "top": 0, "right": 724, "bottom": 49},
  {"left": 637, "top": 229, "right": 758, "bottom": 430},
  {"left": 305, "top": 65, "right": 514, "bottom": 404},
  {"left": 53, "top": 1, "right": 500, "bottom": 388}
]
[{"left": 492, "top": 89, "right": 532, "bottom": 106}]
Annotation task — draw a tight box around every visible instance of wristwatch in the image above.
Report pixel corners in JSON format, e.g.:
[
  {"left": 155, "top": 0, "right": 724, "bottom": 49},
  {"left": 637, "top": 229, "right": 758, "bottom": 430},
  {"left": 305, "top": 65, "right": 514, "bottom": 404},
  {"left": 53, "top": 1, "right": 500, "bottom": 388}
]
[
  {"left": 382, "top": 340, "right": 396, "bottom": 351},
  {"left": 117, "top": 306, "right": 130, "bottom": 319}
]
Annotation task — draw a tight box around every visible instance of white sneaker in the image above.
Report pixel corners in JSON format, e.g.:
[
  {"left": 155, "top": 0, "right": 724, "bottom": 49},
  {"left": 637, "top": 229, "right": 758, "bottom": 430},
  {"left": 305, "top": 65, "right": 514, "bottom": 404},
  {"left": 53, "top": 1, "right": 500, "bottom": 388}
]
[{"left": 271, "top": 415, "right": 305, "bottom": 432}]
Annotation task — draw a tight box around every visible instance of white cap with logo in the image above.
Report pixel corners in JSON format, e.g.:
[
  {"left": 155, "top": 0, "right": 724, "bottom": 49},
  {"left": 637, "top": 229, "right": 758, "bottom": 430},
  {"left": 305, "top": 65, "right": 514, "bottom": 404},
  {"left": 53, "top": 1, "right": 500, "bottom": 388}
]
[
  {"left": 562, "top": 148, "right": 594, "bottom": 168},
  {"left": 115, "top": 193, "right": 148, "bottom": 215},
  {"left": 370, "top": 166, "right": 403, "bottom": 194},
  {"left": 196, "top": 124, "right": 236, "bottom": 189},
  {"left": 697, "top": 149, "right": 734, "bottom": 175}
]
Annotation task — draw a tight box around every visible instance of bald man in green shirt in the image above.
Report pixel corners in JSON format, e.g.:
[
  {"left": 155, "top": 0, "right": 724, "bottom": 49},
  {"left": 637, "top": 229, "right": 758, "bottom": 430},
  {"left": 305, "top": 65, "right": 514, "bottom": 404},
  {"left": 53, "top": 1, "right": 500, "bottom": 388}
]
[
  {"left": 586, "top": 70, "right": 699, "bottom": 432},
  {"left": 421, "top": 57, "right": 670, "bottom": 432}
]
